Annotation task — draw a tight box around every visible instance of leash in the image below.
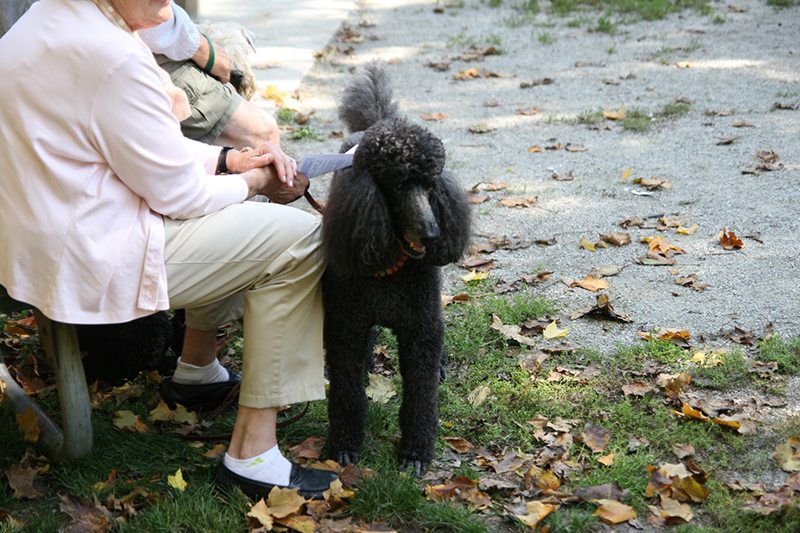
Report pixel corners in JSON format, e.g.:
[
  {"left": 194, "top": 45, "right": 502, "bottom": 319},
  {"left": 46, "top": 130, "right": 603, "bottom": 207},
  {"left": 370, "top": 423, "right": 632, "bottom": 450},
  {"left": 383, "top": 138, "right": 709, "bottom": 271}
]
[{"left": 304, "top": 190, "right": 324, "bottom": 214}]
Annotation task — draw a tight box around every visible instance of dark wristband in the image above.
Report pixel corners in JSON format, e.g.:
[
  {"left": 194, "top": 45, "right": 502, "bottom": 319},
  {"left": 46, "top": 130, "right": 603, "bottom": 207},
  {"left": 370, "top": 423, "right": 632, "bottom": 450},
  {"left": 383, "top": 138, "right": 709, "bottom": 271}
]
[{"left": 216, "top": 146, "right": 234, "bottom": 174}]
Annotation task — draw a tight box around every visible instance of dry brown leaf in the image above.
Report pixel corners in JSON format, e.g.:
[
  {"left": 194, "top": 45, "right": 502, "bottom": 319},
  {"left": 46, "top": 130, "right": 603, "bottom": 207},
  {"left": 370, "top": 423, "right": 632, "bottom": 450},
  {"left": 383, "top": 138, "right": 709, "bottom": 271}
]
[
  {"left": 582, "top": 422, "right": 611, "bottom": 453},
  {"left": 773, "top": 437, "right": 800, "bottom": 472},
  {"left": 420, "top": 112, "right": 449, "bottom": 121},
  {"left": 443, "top": 436, "right": 475, "bottom": 454},
  {"left": 600, "top": 232, "right": 631, "bottom": 246},
  {"left": 289, "top": 436, "right": 326, "bottom": 461},
  {"left": 719, "top": 228, "right": 744, "bottom": 250},
  {"left": 499, "top": 195, "right": 538, "bottom": 208}
]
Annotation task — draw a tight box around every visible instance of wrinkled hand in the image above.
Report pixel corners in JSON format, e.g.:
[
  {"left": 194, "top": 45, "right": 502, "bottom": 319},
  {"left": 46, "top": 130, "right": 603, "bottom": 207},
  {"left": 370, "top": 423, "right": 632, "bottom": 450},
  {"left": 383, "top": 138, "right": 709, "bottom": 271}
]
[
  {"left": 227, "top": 147, "right": 273, "bottom": 174},
  {"left": 260, "top": 172, "right": 309, "bottom": 204},
  {"left": 254, "top": 142, "right": 298, "bottom": 187}
]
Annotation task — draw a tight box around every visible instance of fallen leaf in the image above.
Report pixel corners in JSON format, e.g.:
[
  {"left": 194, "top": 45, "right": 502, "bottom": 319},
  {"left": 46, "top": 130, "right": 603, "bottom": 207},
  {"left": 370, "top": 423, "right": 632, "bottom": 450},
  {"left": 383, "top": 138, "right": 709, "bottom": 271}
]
[
  {"left": 113, "top": 411, "right": 149, "bottom": 434},
  {"left": 365, "top": 374, "right": 396, "bottom": 404},
  {"left": 290, "top": 436, "right": 326, "bottom": 461},
  {"left": 600, "top": 232, "right": 631, "bottom": 246},
  {"left": 622, "top": 168, "right": 631, "bottom": 183},
  {"left": 167, "top": 469, "right": 187, "bottom": 491},
  {"left": 517, "top": 107, "right": 543, "bottom": 115},
  {"left": 500, "top": 195, "right": 538, "bottom": 208},
  {"left": 577, "top": 276, "right": 609, "bottom": 292},
  {"left": 461, "top": 270, "right": 490, "bottom": 282},
  {"left": 149, "top": 399, "right": 198, "bottom": 426},
  {"left": 264, "top": 85, "right": 290, "bottom": 108},
  {"left": 716, "top": 136, "right": 741, "bottom": 145},
  {"left": 579, "top": 237, "right": 596, "bottom": 251},
  {"left": 203, "top": 444, "right": 227, "bottom": 460},
  {"left": 603, "top": 107, "right": 626, "bottom": 120},
  {"left": 425, "top": 476, "right": 478, "bottom": 501},
  {"left": 773, "top": 437, "right": 800, "bottom": 472},
  {"left": 527, "top": 145, "right": 544, "bottom": 153},
  {"left": 672, "top": 443, "right": 695, "bottom": 459},
  {"left": 719, "top": 228, "right": 744, "bottom": 250},
  {"left": 516, "top": 501, "right": 557, "bottom": 529},
  {"left": 468, "top": 384, "right": 491, "bottom": 407},
  {"left": 598, "top": 453, "right": 617, "bottom": 466},
  {"left": 490, "top": 314, "right": 537, "bottom": 346},
  {"left": 421, "top": 112, "right": 449, "bottom": 121},
  {"left": 543, "top": 321, "right": 568, "bottom": 340},
  {"left": 16, "top": 406, "right": 40, "bottom": 442},
  {"left": 582, "top": 422, "right": 611, "bottom": 453},
  {"left": 593, "top": 499, "right": 637, "bottom": 524},
  {"left": 443, "top": 436, "right": 475, "bottom": 453},
  {"left": 59, "top": 494, "right": 113, "bottom": 533}
]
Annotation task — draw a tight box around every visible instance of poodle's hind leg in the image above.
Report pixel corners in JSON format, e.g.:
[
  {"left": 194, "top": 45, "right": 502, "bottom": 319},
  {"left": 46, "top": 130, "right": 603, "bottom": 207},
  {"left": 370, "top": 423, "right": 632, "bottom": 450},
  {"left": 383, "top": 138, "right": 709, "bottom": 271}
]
[
  {"left": 395, "top": 322, "right": 445, "bottom": 477},
  {"left": 325, "top": 320, "right": 372, "bottom": 467}
]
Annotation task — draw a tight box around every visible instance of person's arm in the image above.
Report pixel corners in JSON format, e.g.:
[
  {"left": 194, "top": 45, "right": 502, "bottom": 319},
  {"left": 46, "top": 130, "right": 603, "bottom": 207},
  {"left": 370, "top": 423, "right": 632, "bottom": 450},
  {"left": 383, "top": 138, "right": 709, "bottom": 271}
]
[
  {"left": 137, "top": 3, "right": 199, "bottom": 61},
  {"left": 90, "top": 49, "right": 247, "bottom": 219}
]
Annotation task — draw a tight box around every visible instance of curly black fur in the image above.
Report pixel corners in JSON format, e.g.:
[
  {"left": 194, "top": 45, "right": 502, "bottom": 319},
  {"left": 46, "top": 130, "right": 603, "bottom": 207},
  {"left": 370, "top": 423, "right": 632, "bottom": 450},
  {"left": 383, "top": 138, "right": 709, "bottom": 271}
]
[{"left": 323, "top": 61, "right": 472, "bottom": 476}]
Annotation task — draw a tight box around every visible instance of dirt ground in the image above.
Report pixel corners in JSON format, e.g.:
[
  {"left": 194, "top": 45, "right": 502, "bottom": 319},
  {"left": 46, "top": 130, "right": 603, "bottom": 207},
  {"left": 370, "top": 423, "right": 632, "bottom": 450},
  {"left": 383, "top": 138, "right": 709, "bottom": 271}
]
[
  {"left": 282, "top": 0, "right": 800, "bottom": 357},
  {"left": 274, "top": 2, "right": 800, "bottom": 528}
]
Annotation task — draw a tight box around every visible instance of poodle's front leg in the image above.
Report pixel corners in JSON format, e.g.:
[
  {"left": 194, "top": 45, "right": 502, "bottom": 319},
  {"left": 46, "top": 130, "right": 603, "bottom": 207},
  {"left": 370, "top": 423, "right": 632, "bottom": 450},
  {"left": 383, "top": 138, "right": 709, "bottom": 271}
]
[
  {"left": 325, "top": 321, "right": 371, "bottom": 467},
  {"left": 396, "top": 323, "right": 445, "bottom": 476}
]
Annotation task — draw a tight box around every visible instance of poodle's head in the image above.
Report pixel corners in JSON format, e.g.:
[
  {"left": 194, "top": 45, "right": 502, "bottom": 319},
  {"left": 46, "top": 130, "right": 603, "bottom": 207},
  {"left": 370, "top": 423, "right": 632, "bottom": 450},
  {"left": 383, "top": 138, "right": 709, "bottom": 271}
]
[
  {"left": 322, "top": 118, "right": 472, "bottom": 276},
  {"left": 354, "top": 118, "right": 446, "bottom": 260}
]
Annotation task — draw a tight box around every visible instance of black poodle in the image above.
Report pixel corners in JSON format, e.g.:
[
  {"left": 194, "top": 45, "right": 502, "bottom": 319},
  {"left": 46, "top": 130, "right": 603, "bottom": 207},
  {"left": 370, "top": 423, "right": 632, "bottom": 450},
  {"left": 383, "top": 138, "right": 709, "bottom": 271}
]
[{"left": 322, "top": 61, "right": 472, "bottom": 476}]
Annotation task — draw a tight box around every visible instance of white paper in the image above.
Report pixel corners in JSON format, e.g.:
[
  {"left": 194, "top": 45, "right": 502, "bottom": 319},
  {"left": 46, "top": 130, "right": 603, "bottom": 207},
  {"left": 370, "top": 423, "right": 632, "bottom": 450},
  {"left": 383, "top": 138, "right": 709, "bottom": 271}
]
[{"left": 298, "top": 144, "right": 358, "bottom": 178}]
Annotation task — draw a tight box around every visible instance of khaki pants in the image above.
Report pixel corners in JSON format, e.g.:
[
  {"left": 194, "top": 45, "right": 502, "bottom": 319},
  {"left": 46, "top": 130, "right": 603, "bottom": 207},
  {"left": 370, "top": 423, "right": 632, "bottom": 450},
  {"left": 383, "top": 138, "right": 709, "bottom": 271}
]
[{"left": 163, "top": 202, "right": 325, "bottom": 409}]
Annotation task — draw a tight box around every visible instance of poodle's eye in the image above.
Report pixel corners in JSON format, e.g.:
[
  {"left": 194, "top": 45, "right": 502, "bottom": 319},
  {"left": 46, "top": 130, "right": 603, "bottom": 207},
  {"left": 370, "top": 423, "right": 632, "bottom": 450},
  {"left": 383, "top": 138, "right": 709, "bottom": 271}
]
[{"left": 393, "top": 182, "right": 405, "bottom": 193}]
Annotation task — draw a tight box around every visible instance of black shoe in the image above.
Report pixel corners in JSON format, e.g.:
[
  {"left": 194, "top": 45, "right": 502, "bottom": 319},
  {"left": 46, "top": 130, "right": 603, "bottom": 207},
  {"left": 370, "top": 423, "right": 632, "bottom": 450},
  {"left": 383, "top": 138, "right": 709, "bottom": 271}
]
[
  {"left": 215, "top": 460, "right": 340, "bottom": 500},
  {"left": 159, "top": 368, "right": 241, "bottom": 411}
]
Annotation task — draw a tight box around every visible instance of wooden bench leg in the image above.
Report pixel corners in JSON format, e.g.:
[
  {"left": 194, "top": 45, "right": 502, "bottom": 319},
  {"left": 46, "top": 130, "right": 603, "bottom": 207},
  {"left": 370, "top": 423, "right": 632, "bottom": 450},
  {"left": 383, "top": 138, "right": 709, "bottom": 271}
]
[{"left": 33, "top": 310, "right": 93, "bottom": 461}]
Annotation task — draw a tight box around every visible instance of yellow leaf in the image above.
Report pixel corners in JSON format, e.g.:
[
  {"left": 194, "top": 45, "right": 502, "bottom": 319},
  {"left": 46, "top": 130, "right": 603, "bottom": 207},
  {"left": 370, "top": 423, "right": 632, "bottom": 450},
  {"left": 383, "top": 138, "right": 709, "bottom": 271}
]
[
  {"left": 267, "top": 486, "right": 308, "bottom": 518},
  {"left": 599, "top": 453, "right": 617, "bottom": 466},
  {"left": 676, "top": 223, "right": 698, "bottom": 235},
  {"left": 16, "top": 405, "right": 40, "bottom": 442},
  {"left": 246, "top": 499, "right": 274, "bottom": 529},
  {"left": 579, "top": 237, "right": 596, "bottom": 251},
  {"left": 264, "top": 85, "right": 290, "bottom": 108},
  {"left": 167, "top": 469, "right": 187, "bottom": 491},
  {"left": 516, "top": 501, "right": 557, "bottom": 529},
  {"left": 461, "top": 270, "right": 490, "bottom": 282},
  {"left": 577, "top": 276, "right": 609, "bottom": 292},
  {"left": 603, "top": 107, "right": 626, "bottom": 120},
  {"left": 421, "top": 112, "right": 449, "bottom": 121},
  {"left": 149, "top": 399, "right": 198, "bottom": 426},
  {"left": 593, "top": 499, "right": 637, "bottom": 524},
  {"left": 113, "top": 410, "right": 149, "bottom": 433},
  {"left": 528, "top": 145, "right": 544, "bottom": 153},
  {"left": 543, "top": 321, "right": 568, "bottom": 340},
  {"left": 622, "top": 167, "right": 631, "bottom": 183}
]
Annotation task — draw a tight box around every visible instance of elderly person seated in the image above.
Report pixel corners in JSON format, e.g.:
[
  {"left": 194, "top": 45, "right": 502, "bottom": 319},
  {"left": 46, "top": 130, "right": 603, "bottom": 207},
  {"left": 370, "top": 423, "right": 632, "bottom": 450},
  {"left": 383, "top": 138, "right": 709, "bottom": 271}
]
[{"left": 0, "top": 0, "right": 337, "bottom": 500}]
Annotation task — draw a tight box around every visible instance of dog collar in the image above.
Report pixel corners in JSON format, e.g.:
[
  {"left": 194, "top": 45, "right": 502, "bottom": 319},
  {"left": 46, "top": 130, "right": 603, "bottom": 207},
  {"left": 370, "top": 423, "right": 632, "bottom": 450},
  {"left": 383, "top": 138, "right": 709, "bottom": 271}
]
[{"left": 374, "top": 248, "right": 409, "bottom": 277}]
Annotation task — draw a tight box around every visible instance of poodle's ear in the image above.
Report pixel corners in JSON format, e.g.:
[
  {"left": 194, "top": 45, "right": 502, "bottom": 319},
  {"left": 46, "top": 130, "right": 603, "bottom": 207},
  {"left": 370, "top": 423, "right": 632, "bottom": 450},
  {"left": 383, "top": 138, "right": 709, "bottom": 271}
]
[
  {"left": 322, "top": 169, "right": 396, "bottom": 276},
  {"left": 424, "top": 170, "right": 472, "bottom": 266}
]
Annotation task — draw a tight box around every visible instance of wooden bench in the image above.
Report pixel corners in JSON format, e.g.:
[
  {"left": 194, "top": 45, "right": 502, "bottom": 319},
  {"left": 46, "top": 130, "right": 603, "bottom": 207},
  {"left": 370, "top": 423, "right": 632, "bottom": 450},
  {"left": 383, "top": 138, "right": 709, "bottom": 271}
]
[{"left": 0, "top": 285, "right": 93, "bottom": 461}]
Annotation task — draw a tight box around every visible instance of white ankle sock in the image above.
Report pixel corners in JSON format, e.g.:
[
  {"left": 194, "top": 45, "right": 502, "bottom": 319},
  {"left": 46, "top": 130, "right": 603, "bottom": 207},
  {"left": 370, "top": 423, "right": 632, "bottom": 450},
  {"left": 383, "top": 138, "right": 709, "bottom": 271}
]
[
  {"left": 171, "top": 357, "right": 229, "bottom": 385},
  {"left": 223, "top": 445, "right": 292, "bottom": 486}
]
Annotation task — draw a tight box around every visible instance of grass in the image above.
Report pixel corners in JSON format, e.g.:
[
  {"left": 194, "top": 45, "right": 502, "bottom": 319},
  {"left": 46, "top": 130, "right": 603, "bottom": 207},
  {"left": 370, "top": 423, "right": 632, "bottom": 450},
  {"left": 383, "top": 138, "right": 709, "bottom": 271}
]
[{"left": 3, "top": 289, "right": 800, "bottom": 530}]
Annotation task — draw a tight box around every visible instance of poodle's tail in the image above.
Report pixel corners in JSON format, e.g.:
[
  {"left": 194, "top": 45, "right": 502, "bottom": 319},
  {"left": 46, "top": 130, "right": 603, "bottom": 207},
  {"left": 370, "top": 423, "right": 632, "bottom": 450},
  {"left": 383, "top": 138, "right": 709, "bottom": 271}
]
[{"left": 337, "top": 60, "right": 400, "bottom": 133}]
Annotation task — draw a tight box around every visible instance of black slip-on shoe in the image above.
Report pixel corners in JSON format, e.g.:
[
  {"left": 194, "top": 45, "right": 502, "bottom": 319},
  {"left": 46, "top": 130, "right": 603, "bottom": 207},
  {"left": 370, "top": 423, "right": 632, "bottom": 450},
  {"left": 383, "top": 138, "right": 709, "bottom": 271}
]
[
  {"left": 215, "top": 460, "right": 341, "bottom": 500},
  {"left": 159, "top": 368, "right": 241, "bottom": 411}
]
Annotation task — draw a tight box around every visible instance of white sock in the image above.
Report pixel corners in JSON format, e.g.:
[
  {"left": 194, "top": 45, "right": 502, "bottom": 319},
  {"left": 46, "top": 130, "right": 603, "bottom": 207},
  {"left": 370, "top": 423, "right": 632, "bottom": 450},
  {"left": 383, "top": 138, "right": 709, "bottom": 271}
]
[
  {"left": 171, "top": 357, "right": 229, "bottom": 385},
  {"left": 223, "top": 445, "right": 292, "bottom": 486}
]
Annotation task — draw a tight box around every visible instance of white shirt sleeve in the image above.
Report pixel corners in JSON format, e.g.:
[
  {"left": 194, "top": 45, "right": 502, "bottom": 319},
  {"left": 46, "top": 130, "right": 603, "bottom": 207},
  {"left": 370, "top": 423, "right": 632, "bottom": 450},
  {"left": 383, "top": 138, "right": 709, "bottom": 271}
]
[{"left": 138, "top": 3, "right": 200, "bottom": 61}]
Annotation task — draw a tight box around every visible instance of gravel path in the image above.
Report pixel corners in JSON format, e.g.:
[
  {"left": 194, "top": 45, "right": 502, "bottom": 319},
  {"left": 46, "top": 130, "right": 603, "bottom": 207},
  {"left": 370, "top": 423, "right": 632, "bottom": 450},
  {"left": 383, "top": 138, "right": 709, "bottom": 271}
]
[{"left": 282, "top": 0, "right": 800, "bottom": 356}]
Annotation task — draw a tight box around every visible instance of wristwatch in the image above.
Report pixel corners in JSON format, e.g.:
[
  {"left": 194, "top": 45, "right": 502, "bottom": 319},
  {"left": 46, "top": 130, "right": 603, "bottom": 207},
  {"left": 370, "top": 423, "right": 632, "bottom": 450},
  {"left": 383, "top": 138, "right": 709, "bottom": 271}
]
[{"left": 216, "top": 146, "right": 234, "bottom": 174}]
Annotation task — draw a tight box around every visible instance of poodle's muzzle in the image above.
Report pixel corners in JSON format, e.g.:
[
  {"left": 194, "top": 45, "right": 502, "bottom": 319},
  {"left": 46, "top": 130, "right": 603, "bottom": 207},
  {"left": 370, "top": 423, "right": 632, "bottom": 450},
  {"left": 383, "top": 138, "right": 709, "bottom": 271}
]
[{"left": 398, "top": 185, "right": 440, "bottom": 259}]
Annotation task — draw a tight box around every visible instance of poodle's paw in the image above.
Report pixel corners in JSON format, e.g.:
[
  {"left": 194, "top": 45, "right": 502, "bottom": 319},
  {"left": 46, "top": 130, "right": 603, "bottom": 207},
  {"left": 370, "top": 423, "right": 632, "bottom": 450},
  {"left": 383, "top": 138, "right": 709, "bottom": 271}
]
[
  {"left": 335, "top": 451, "right": 360, "bottom": 467},
  {"left": 438, "top": 364, "right": 448, "bottom": 383},
  {"left": 399, "top": 457, "right": 430, "bottom": 478}
]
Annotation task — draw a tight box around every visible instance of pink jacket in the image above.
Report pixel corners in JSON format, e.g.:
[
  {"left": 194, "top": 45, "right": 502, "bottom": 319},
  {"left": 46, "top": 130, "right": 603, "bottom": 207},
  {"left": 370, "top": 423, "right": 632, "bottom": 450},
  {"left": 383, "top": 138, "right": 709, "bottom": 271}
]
[{"left": 0, "top": 0, "right": 248, "bottom": 324}]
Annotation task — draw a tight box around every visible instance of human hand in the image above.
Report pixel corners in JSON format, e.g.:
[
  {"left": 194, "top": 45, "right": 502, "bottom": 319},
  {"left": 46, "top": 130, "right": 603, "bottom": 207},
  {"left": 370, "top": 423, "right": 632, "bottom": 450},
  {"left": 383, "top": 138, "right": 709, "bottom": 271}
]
[
  {"left": 254, "top": 142, "right": 298, "bottom": 187},
  {"left": 227, "top": 147, "right": 273, "bottom": 174},
  {"left": 259, "top": 172, "right": 309, "bottom": 204}
]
